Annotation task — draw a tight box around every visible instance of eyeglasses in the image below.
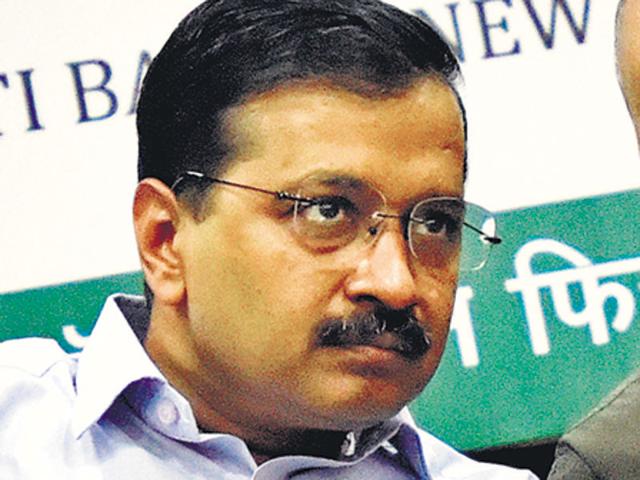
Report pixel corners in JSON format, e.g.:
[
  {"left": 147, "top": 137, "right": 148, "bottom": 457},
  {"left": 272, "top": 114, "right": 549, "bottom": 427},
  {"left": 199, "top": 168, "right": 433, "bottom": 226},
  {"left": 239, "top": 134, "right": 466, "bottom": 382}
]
[{"left": 171, "top": 171, "right": 501, "bottom": 272}]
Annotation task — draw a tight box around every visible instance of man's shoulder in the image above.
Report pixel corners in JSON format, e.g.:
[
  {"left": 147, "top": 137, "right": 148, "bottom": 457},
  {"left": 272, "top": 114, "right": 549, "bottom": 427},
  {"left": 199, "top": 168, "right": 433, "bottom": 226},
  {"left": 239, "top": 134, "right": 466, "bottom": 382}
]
[
  {"left": 0, "top": 338, "right": 87, "bottom": 477},
  {"left": 563, "top": 369, "right": 640, "bottom": 447},
  {"left": 552, "top": 369, "right": 640, "bottom": 479},
  {"left": 410, "top": 424, "right": 538, "bottom": 479},
  {"left": 0, "top": 337, "right": 77, "bottom": 418},
  {"left": 0, "top": 337, "right": 72, "bottom": 376}
]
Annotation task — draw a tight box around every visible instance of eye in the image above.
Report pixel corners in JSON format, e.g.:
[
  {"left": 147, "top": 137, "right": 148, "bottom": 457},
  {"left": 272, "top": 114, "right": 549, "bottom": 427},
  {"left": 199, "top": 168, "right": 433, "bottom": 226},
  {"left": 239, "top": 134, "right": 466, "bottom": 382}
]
[
  {"left": 411, "top": 208, "right": 462, "bottom": 241},
  {"left": 297, "top": 197, "right": 356, "bottom": 225}
]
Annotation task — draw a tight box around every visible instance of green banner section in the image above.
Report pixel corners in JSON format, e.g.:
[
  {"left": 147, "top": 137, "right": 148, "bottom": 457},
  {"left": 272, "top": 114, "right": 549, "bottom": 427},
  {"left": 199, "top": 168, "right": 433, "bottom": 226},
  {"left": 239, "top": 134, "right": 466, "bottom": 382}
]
[
  {"left": 413, "top": 188, "right": 640, "bottom": 449},
  {"left": 0, "top": 273, "right": 143, "bottom": 349},
  {"left": 2, "top": 189, "right": 640, "bottom": 450}
]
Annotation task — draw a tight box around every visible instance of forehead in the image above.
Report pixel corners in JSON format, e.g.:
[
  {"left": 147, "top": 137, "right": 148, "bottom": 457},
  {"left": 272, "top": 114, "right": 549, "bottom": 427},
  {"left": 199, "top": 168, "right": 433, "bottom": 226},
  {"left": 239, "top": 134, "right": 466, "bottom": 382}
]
[{"left": 221, "top": 77, "right": 465, "bottom": 201}]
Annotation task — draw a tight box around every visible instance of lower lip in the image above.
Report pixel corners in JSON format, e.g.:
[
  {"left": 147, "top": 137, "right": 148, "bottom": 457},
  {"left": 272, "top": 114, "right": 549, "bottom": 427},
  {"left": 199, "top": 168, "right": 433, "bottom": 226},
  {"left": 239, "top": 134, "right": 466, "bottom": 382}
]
[{"left": 324, "top": 345, "right": 416, "bottom": 373}]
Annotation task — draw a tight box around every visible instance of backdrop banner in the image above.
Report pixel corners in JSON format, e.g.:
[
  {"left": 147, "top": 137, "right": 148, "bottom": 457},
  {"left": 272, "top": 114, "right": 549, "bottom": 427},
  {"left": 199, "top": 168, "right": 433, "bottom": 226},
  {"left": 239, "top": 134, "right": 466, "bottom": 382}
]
[{"left": 1, "top": 0, "right": 638, "bottom": 450}]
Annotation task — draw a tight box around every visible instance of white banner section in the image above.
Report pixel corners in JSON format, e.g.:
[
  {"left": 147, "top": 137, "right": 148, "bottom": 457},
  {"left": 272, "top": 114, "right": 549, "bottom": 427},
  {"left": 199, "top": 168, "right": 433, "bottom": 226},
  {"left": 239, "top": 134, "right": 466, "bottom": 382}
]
[{"left": 1, "top": 0, "right": 637, "bottom": 294}]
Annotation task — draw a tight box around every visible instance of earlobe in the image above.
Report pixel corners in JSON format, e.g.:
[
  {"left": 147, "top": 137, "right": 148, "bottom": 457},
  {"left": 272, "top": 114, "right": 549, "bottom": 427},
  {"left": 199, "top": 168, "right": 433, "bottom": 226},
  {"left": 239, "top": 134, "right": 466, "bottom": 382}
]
[{"left": 133, "top": 178, "right": 186, "bottom": 306}]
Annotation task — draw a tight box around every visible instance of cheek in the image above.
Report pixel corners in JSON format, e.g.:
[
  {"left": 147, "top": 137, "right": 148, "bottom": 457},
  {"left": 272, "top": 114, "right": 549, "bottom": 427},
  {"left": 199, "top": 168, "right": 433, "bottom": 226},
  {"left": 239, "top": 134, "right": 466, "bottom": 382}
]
[
  {"left": 419, "top": 276, "right": 457, "bottom": 344},
  {"left": 412, "top": 280, "right": 456, "bottom": 388},
  {"left": 189, "top": 221, "right": 338, "bottom": 358}
]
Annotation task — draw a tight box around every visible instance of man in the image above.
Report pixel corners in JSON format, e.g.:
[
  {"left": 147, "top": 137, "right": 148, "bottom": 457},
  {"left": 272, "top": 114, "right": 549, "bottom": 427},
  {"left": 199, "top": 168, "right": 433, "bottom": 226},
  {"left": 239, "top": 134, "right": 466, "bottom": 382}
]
[
  {"left": 548, "top": 0, "right": 640, "bottom": 478},
  {"left": 0, "top": 0, "right": 536, "bottom": 478}
]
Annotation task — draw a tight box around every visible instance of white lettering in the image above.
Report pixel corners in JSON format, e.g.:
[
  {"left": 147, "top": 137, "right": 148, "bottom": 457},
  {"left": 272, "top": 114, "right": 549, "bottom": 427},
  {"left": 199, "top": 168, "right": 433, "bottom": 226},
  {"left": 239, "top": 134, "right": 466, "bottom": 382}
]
[{"left": 505, "top": 239, "right": 639, "bottom": 355}]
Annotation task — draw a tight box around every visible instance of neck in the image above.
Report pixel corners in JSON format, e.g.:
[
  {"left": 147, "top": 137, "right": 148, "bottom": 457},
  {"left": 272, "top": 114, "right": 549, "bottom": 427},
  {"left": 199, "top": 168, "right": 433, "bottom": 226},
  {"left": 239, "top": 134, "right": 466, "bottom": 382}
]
[
  {"left": 206, "top": 425, "right": 349, "bottom": 464},
  {"left": 248, "top": 430, "right": 349, "bottom": 464}
]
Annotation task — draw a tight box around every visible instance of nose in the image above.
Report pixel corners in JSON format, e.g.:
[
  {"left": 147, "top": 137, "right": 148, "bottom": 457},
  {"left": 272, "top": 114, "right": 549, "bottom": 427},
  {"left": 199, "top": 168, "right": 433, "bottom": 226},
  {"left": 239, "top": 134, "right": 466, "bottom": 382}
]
[{"left": 344, "top": 228, "right": 419, "bottom": 310}]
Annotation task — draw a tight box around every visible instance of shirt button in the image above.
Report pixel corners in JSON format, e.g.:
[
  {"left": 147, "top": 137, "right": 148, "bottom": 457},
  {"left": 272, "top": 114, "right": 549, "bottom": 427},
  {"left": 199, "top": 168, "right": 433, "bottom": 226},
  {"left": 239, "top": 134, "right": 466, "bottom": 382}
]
[{"left": 156, "top": 399, "right": 179, "bottom": 425}]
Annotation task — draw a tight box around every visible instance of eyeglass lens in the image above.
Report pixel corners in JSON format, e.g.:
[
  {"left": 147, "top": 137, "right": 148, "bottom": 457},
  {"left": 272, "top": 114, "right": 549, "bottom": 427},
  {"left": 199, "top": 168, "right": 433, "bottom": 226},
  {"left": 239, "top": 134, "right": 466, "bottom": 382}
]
[{"left": 291, "top": 176, "right": 497, "bottom": 272}]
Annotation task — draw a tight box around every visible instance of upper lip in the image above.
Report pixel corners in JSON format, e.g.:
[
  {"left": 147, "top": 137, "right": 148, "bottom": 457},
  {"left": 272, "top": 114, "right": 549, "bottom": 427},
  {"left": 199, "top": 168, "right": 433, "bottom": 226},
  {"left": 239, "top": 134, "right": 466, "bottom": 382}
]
[
  {"left": 322, "top": 330, "right": 426, "bottom": 360},
  {"left": 344, "top": 331, "right": 405, "bottom": 352}
]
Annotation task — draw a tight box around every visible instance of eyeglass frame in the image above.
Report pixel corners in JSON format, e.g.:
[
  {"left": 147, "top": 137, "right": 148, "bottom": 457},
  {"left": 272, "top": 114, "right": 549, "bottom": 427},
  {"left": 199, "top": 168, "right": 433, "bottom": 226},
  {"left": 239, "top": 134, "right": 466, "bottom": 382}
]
[{"left": 170, "top": 170, "right": 502, "bottom": 270}]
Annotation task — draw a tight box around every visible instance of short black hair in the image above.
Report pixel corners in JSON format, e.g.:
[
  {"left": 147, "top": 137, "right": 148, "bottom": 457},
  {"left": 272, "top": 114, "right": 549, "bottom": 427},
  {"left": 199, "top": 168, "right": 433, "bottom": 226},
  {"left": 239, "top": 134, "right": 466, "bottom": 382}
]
[{"left": 137, "top": 0, "right": 463, "bottom": 191}]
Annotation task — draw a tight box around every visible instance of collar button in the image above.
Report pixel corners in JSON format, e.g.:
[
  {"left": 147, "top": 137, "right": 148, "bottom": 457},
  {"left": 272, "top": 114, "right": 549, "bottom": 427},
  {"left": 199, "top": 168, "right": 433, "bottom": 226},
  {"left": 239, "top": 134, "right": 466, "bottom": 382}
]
[{"left": 156, "top": 399, "right": 179, "bottom": 425}]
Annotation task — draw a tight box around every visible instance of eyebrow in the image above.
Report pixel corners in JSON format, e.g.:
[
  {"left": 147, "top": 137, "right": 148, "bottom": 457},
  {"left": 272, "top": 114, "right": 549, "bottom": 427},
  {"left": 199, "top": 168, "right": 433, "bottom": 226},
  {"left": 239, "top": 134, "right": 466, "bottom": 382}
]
[
  {"left": 303, "top": 173, "right": 368, "bottom": 190},
  {"left": 308, "top": 170, "right": 460, "bottom": 194}
]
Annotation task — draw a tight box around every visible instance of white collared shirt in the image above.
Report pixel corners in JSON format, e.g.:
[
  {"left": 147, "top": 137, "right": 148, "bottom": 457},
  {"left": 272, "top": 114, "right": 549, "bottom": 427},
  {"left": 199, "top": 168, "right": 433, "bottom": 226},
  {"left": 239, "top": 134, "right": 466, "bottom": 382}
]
[{"left": 0, "top": 294, "right": 537, "bottom": 479}]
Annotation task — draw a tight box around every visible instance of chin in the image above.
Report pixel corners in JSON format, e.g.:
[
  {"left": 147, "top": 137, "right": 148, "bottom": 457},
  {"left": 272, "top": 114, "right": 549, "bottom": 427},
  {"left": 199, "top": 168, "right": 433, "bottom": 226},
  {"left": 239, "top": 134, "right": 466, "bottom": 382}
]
[
  {"left": 305, "top": 375, "right": 425, "bottom": 431},
  {"left": 315, "top": 402, "right": 406, "bottom": 432},
  {"left": 290, "top": 347, "right": 440, "bottom": 431}
]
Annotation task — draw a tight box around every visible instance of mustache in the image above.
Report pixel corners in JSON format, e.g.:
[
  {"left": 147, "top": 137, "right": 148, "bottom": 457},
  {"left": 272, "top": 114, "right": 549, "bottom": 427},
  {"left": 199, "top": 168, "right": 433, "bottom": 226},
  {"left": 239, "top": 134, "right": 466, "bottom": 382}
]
[{"left": 316, "top": 307, "right": 432, "bottom": 361}]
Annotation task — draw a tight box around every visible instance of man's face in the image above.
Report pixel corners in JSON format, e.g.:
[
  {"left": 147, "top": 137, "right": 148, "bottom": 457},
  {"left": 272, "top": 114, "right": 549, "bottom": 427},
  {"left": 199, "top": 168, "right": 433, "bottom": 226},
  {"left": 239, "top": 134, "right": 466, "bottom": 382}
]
[
  {"left": 177, "top": 77, "right": 465, "bottom": 435},
  {"left": 618, "top": 0, "right": 640, "bottom": 138}
]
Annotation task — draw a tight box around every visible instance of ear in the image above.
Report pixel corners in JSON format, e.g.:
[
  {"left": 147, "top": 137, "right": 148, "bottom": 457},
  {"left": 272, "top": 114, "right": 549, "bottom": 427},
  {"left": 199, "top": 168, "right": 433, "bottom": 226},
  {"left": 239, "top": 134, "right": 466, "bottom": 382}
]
[{"left": 133, "top": 178, "right": 186, "bottom": 306}]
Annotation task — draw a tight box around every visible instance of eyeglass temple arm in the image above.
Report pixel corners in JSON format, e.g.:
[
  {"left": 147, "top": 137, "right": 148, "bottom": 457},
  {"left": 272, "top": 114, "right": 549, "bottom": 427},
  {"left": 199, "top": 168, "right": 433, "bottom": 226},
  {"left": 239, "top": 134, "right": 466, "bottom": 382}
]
[
  {"left": 173, "top": 171, "right": 305, "bottom": 202},
  {"left": 377, "top": 212, "right": 502, "bottom": 245},
  {"left": 463, "top": 222, "right": 502, "bottom": 245}
]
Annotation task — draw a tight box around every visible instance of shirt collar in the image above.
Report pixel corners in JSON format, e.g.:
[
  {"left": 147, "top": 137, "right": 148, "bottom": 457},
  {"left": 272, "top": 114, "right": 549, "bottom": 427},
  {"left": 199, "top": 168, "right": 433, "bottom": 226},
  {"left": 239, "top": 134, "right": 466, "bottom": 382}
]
[
  {"left": 343, "top": 408, "right": 429, "bottom": 476},
  {"left": 391, "top": 410, "right": 430, "bottom": 479},
  {"left": 72, "top": 294, "right": 168, "bottom": 438},
  {"left": 255, "top": 410, "right": 428, "bottom": 478},
  {"left": 339, "top": 414, "right": 402, "bottom": 461},
  {"left": 71, "top": 294, "right": 429, "bottom": 474}
]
